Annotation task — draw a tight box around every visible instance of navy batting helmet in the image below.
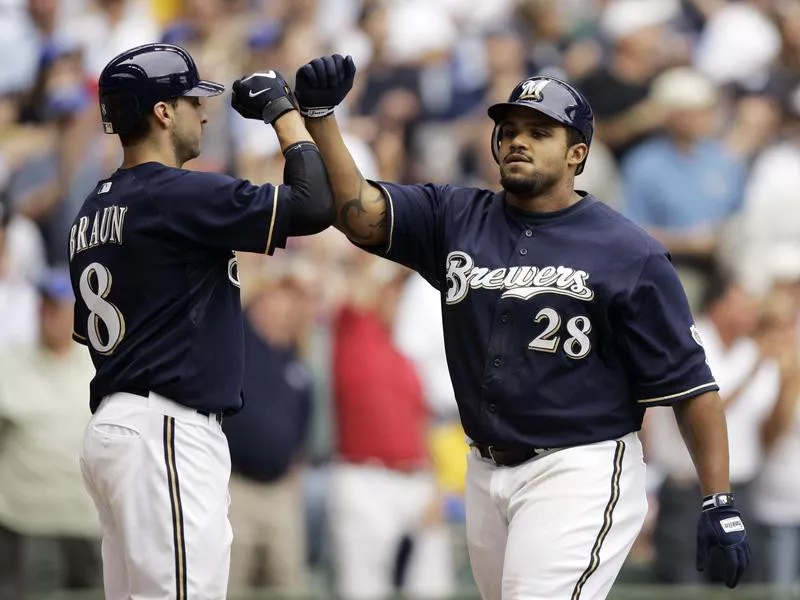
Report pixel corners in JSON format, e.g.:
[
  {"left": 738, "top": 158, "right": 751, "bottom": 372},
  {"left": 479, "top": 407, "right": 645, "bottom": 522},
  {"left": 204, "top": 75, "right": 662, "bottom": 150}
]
[
  {"left": 98, "top": 43, "right": 225, "bottom": 135},
  {"left": 488, "top": 76, "right": 594, "bottom": 174}
]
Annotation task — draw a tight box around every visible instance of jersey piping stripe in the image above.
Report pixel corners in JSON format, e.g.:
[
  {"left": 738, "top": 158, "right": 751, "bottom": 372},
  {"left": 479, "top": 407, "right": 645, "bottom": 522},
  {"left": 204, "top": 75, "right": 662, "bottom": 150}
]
[
  {"left": 636, "top": 381, "right": 718, "bottom": 405},
  {"left": 163, "top": 416, "right": 188, "bottom": 600},
  {"left": 265, "top": 186, "right": 278, "bottom": 253},
  {"left": 378, "top": 182, "right": 395, "bottom": 253},
  {"left": 570, "top": 439, "right": 625, "bottom": 600}
]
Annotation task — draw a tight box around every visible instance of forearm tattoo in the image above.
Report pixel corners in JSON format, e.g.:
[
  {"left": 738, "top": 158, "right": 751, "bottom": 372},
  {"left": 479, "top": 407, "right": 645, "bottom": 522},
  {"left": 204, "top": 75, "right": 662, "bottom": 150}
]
[{"left": 339, "top": 179, "right": 387, "bottom": 243}]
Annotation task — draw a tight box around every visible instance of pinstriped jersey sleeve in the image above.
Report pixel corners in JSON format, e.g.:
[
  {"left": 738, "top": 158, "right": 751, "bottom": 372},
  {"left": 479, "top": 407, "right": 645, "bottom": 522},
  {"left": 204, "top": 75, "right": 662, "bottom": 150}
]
[{"left": 617, "top": 248, "right": 719, "bottom": 406}]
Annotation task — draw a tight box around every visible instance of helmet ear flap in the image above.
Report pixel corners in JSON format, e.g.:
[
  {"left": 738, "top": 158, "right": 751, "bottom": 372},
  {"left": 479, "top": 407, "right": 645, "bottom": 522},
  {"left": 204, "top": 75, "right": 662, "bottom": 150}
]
[
  {"left": 99, "top": 91, "right": 145, "bottom": 135},
  {"left": 491, "top": 124, "right": 501, "bottom": 164}
]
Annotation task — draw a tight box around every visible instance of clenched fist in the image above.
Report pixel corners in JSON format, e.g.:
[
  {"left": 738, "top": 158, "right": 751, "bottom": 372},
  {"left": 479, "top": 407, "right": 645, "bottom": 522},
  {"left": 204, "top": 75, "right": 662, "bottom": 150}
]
[
  {"left": 231, "top": 70, "right": 297, "bottom": 125},
  {"left": 294, "top": 54, "right": 356, "bottom": 118}
]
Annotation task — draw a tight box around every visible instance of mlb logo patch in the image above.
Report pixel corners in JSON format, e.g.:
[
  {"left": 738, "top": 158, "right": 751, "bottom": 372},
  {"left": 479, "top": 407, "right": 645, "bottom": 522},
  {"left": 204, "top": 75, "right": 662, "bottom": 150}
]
[{"left": 98, "top": 182, "right": 112, "bottom": 194}]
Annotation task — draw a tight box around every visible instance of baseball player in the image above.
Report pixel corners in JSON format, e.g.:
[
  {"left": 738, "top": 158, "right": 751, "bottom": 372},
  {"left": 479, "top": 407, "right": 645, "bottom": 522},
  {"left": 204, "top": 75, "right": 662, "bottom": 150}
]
[
  {"left": 288, "top": 55, "right": 752, "bottom": 599},
  {"left": 67, "top": 43, "right": 334, "bottom": 600}
]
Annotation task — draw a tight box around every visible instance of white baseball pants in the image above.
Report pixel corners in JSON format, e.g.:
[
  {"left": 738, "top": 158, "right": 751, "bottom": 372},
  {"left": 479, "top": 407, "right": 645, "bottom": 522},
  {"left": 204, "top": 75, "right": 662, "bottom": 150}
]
[
  {"left": 465, "top": 431, "right": 647, "bottom": 600},
  {"left": 80, "top": 392, "right": 232, "bottom": 600}
]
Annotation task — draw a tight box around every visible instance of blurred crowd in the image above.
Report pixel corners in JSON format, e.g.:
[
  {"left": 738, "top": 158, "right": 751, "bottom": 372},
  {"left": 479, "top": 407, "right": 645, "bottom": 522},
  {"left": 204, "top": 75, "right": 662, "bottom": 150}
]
[{"left": 1, "top": 0, "right": 800, "bottom": 597}]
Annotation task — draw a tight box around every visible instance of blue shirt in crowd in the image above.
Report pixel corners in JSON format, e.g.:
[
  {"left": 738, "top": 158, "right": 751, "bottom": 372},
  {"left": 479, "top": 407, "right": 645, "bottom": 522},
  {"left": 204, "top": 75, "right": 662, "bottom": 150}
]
[
  {"left": 621, "top": 137, "right": 746, "bottom": 230},
  {"left": 223, "top": 317, "right": 312, "bottom": 483}
]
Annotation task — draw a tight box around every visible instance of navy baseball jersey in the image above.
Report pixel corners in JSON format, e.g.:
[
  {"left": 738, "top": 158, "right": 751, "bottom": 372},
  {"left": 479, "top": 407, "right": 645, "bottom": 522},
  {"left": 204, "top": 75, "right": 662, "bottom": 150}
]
[
  {"left": 68, "top": 162, "right": 291, "bottom": 413},
  {"left": 370, "top": 184, "right": 718, "bottom": 448}
]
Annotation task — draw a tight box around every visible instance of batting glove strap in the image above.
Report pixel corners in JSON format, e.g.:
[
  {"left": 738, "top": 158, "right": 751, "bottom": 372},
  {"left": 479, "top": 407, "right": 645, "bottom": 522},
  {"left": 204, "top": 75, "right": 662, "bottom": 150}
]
[
  {"left": 696, "top": 506, "right": 751, "bottom": 589},
  {"left": 262, "top": 96, "right": 298, "bottom": 125}
]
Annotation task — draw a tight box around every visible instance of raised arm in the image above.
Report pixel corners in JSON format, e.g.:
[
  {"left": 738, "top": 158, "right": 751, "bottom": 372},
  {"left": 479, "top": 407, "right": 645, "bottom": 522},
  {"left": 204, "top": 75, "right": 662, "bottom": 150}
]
[
  {"left": 231, "top": 71, "right": 334, "bottom": 237},
  {"left": 294, "top": 55, "right": 387, "bottom": 246}
]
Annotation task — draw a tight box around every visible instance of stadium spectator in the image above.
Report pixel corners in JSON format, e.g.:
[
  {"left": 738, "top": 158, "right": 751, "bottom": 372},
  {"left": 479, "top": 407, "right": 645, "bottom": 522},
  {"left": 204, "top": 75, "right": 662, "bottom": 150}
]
[
  {"left": 329, "top": 254, "right": 455, "bottom": 600},
  {"left": 621, "top": 67, "right": 747, "bottom": 310},
  {"left": 0, "top": 269, "right": 99, "bottom": 598},
  {"left": 645, "top": 270, "right": 779, "bottom": 584},
  {"left": 223, "top": 262, "right": 315, "bottom": 595}
]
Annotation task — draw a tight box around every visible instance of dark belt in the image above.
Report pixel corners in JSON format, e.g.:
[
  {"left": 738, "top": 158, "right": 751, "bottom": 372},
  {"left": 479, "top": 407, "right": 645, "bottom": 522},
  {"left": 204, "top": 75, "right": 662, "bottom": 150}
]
[
  {"left": 473, "top": 444, "right": 548, "bottom": 467},
  {"left": 121, "top": 388, "right": 223, "bottom": 424}
]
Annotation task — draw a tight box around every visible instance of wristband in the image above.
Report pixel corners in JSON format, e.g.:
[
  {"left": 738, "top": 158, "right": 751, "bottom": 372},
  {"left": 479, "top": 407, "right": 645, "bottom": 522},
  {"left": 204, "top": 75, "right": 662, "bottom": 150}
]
[
  {"left": 702, "top": 492, "right": 735, "bottom": 511},
  {"left": 299, "top": 106, "right": 335, "bottom": 118}
]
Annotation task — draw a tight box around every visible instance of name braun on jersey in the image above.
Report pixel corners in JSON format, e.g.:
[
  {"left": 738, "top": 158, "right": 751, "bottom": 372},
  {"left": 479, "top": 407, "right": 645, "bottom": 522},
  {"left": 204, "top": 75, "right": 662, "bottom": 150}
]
[
  {"left": 69, "top": 205, "right": 129, "bottom": 261},
  {"left": 445, "top": 250, "right": 595, "bottom": 305}
]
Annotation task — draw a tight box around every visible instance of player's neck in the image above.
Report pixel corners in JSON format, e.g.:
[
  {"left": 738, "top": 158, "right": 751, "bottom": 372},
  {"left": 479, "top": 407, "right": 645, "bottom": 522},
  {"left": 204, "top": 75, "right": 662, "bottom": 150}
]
[
  {"left": 120, "top": 140, "right": 181, "bottom": 170},
  {"left": 505, "top": 182, "right": 581, "bottom": 214}
]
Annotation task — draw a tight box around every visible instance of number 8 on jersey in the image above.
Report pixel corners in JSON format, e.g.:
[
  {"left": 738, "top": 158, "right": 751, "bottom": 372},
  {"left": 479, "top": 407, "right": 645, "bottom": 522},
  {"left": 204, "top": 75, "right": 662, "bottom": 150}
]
[{"left": 79, "top": 262, "right": 126, "bottom": 355}]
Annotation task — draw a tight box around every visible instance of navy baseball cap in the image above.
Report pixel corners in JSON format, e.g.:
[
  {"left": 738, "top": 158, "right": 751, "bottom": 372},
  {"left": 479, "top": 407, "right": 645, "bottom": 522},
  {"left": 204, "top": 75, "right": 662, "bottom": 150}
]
[{"left": 38, "top": 268, "right": 74, "bottom": 301}]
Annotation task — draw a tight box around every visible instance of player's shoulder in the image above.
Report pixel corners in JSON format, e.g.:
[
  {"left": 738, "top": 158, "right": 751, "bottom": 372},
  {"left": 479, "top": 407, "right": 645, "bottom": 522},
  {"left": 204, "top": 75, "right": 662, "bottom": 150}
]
[
  {"left": 587, "top": 195, "right": 668, "bottom": 260},
  {"left": 435, "top": 183, "right": 498, "bottom": 217},
  {"left": 127, "top": 162, "right": 238, "bottom": 192},
  {"left": 376, "top": 180, "right": 496, "bottom": 218}
]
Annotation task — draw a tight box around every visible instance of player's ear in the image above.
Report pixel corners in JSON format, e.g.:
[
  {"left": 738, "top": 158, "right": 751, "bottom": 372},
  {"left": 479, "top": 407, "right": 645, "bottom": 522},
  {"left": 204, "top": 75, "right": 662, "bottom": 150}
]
[
  {"left": 566, "top": 142, "right": 588, "bottom": 170},
  {"left": 152, "top": 101, "right": 175, "bottom": 130}
]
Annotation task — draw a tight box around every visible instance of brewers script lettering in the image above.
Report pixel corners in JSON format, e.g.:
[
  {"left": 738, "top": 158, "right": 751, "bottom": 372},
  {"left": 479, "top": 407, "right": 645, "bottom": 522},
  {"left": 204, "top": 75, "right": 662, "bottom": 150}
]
[{"left": 445, "top": 250, "right": 595, "bottom": 305}]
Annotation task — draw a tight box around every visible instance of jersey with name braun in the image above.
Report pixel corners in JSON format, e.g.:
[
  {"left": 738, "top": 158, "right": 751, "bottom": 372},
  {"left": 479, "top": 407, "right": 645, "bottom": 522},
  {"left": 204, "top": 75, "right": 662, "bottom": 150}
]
[
  {"left": 68, "top": 162, "right": 290, "bottom": 414},
  {"left": 372, "top": 184, "right": 718, "bottom": 448}
]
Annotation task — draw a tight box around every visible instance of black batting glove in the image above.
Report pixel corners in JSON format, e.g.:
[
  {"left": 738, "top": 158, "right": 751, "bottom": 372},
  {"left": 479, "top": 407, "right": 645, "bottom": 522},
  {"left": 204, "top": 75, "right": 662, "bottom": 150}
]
[
  {"left": 231, "top": 70, "right": 297, "bottom": 125},
  {"left": 294, "top": 54, "right": 356, "bottom": 118},
  {"left": 696, "top": 493, "right": 751, "bottom": 588}
]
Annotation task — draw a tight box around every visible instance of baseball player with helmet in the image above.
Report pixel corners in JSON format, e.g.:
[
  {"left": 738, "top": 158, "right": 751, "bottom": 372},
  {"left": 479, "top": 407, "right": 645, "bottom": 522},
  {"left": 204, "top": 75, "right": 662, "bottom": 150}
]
[
  {"left": 68, "top": 43, "right": 334, "bottom": 599},
  {"left": 287, "top": 55, "right": 752, "bottom": 599}
]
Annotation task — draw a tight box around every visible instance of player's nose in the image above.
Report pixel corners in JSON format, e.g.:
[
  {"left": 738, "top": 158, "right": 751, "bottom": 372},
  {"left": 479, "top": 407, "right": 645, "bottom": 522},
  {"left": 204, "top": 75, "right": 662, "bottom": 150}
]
[{"left": 507, "top": 139, "right": 529, "bottom": 158}]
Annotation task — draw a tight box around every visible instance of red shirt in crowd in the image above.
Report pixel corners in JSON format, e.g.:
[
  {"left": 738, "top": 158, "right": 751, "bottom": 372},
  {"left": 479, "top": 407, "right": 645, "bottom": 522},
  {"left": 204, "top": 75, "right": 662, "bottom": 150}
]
[{"left": 332, "top": 306, "right": 428, "bottom": 469}]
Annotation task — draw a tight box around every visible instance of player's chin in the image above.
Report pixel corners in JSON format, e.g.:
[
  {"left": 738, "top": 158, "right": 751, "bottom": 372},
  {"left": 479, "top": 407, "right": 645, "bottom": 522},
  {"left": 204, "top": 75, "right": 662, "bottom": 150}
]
[
  {"left": 186, "top": 141, "right": 202, "bottom": 162},
  {"left": 500, "top": 171, "right": 538, "bottom": 195}
]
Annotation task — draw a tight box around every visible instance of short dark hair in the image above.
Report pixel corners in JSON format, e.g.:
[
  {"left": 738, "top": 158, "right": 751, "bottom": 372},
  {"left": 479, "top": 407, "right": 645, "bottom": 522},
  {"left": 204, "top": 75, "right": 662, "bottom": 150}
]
[
  {"left": 118, "top": 98, "right": 179, "bottom": 147},
  {"left": 566, "top": 127, "right": 586, "bottom": 149}
]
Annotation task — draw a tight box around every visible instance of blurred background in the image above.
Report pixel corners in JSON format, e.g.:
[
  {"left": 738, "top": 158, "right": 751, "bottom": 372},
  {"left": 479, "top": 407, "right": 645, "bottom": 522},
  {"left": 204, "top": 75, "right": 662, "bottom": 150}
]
[{"left": 1, "top": 0, "right": 800, "bottom": 598}]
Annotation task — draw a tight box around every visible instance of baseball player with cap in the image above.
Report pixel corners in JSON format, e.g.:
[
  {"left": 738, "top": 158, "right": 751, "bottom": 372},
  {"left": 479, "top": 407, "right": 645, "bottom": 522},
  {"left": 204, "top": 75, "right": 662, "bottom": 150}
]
[
  {"left": 67, "top": 43, "right": 335, "bottom": 599},
  {"left": 282, "top": 55, "right": 752, "bottom": 599}
]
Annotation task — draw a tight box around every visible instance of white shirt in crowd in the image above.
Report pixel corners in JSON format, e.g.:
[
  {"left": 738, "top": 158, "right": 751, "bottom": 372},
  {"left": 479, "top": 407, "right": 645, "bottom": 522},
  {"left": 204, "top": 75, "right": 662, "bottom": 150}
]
[
  {"left": 0, "top": 343, "right": 100, "bottom": 537},
  {"left": 0, "top": 276, "right": 38, "bottom": 351},
  {"left": 733, "top": 141, "right": 800, "bottom": 295},
  {"left": 645, "top": 317, "right": 779, "bottom": 484},
  {"left": 754, "top": 397, "right": 800, "bottom": 525},
  {"left": 394, "top": 272, "right": 458, "bottom": 420}
]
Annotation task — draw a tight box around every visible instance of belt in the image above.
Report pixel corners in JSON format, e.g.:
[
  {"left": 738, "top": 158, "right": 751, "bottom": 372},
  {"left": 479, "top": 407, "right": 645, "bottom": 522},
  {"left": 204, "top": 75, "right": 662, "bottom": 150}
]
[
  {"left": 472, "top": 444, "right": 551, "bottom": 467},
  {"left": 121, "top": 388, "right": 223, "bottom": 424}
]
